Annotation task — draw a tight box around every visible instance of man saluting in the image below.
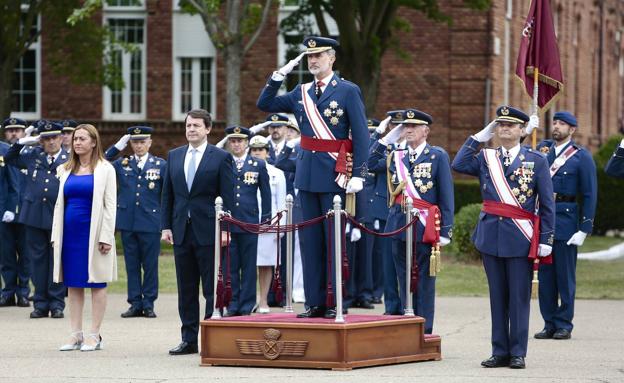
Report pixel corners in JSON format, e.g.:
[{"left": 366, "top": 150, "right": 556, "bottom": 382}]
[
  {"left": 257, "top": 36, "right": 369, "bottom": 319},
  {"left": 452, "top": 106, "right": 555, "bottom": 369}
]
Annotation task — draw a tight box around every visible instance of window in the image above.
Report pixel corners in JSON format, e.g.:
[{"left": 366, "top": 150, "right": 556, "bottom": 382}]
[
  {"left": 176, "top": 57, "right": 213, "bottom": 116},
  {"left": 103, "top": 16, "right": 146, "bottom": 120},
  {"left": 11, "top": 12, "right": 40, "bottom": 119}
]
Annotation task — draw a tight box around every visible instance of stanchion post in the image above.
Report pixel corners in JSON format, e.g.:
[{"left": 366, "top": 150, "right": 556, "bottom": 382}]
[
  {"left": 333, "top": 195, "right": 345, "bottom": 323},
  {"left": 211, "top": 197, "right": 223, "bottom": 320},
  {"left": 284, "top": 194, "right": 294, "bottom": 313},
  {"left": 404, "top": 197, "right": 415, "bottom": 316}
]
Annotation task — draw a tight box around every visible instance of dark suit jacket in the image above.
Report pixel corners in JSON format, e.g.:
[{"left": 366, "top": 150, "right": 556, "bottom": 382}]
[{"left": 161, "top": 142, "right": 234, "bottom": 247}]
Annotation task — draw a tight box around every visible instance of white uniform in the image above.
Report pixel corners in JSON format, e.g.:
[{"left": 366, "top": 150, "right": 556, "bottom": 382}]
[{"left": 256, "top": 164, "right": 287, "bottom": 266}]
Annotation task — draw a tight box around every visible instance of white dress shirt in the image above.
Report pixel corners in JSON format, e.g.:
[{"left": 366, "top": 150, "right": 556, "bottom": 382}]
[
  {"left": 315, "top": 72, "right": 334, "bottom": 92},
  {"left": 501, "top": 144, "right": 521, "bottom": 164},
  {"left": 135, "top": 153, "right": 148, "bottom": 169},
  {"left": 554, "top": 139, "right": 571, "bottom": 156},
  {"left": 184, "top": 140, "right": 208, "bottom": 182},
  {"left": 407, "top": 141, "right": 427, "bottom": 160}
]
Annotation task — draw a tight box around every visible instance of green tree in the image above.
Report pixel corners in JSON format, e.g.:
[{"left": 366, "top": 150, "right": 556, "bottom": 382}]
[
  {"left": 0, "top": 0, "right": 117, "bottom": 119},
  {"left": 281, "top": 0, "right": 491, "bottom": 114}
]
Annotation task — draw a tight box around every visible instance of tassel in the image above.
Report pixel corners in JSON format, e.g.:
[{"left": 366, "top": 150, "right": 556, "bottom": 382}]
[
  {"left": 531, "top": 269, "right": 539, "bottom": 299},
  {"left": 326, "top": 286, "right": 334, "bottom": 308},
  {"left": 429, "top": 249, "right": 437, "bottom": 277},
  {"left": 215, "top": 275, "right": 224, "bottom": 309},
  {"left": 436, "top": 247, "right": 442, "bottom": 273}
]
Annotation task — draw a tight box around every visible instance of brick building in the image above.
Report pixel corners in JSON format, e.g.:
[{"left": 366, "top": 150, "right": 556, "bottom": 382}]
[{"left": 9, "top": 0, "right": 624, "bottom": 156}]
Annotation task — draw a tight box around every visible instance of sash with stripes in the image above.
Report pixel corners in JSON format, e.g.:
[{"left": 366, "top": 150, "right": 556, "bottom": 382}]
[{"left": 549, "top": 145, "right": 579, "bottom": 177}]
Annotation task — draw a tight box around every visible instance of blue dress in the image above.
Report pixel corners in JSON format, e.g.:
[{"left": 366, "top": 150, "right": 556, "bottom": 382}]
[{"left": 62, "top": 174, "right": 106, "bottom": 288}]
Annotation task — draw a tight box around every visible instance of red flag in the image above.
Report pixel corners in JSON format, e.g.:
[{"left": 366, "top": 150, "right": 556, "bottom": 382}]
[{"left": 515, "top": 0, "right": 564, "bottom": 110}]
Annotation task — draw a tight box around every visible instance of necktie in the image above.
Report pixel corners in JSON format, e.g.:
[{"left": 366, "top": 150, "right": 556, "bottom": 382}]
[
  {"left": 136, "top": 156, "right": 143, "bottom": 170},
  {"left": 48, "top": 155, "right": 54, "bottom": 165},
  {"left": 315, "top": 80, "right": 325, "bottom": 98},
  {"left": 187, "top": 149, "right": 197, "bottom": 191}
]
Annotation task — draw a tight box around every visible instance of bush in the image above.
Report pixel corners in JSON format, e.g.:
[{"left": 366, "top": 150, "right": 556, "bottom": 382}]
[
  {"left": 593, "top": 135, "right": 624, "bottom": 234},
  {"left": 449, "top": 203, "right": 482, "bottom": 262},
  {"left": 454, "top": 179, "right": 481, "bottom": 213}
]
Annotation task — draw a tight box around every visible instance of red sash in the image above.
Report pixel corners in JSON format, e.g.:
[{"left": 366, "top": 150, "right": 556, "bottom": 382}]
[
  {"left": 394, "top": 194, "right": 441, "bottom": 245},
  {"left": 300, "top": 136, "right": 353, "bottom": 174},
  {"left": 482, "top": 200, "right": 552, "bottom": 264}
]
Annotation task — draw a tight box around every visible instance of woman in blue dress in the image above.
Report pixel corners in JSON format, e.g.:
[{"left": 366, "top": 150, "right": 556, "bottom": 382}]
[{"left": 52, "top": 124, "right": 117, "bottom": 352}]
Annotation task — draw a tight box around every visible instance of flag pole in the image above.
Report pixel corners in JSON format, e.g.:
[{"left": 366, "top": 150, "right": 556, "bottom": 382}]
[{"left": 531, "top": 67, "right": 540, "bottom": 299}]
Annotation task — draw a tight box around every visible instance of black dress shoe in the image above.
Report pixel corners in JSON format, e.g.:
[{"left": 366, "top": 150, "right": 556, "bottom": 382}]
[
  {"left": 51, "top": 309, "right": 64, "bottom": 319},
  {"left": 534, "top": 328, "right": 555, "bottom": 339},
  {"left": 143, "top": 308, "right": 157, "bottom": 318},
  {"left": 372, "top": 297, "right": 382, "bottom": 304},
  {"left": 324, "top": 307, "right": 337, "bottom": 319},
  {"left": 356, "top": 299, "right": 375, "bottom": 309},
  {"left": 0, "top": 295, "right": 16, "bottom": 307},
  {"left": 553, "top": 328, "right": 571, "bottom": 340},
  {"left": 383, "top": 311, "right": 403, "bottom": 315},
  {"left": 16, "top": 296, "right": 30, "bottom": 307},
  {"left": 121, "top": 307, "right": 144, "bottom": 318},
  {"left": 224, "top": 311, "right": 240, "bottom": 317},
  {"left": 296, "top": 306, "right": 325, "bottom": 318},
  {"left": 509, "top": 356, "right": 526, "bottom": 369},
  {"left": 481, "top": 355, "right": 510, "bottom": 368},
  {"left": 30, "top": 309, "right": 48, "bottom": 318},
  {"left": 169, "top": 342, "right": 198, "bottom": 355}
]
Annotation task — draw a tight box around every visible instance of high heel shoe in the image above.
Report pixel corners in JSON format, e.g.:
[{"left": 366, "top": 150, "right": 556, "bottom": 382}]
[
  {"left": 80, "top": 333, "right": 103, "bottom": 351},
  {"left": 59, "top": 331, "right": 83, "bottom": 351}
]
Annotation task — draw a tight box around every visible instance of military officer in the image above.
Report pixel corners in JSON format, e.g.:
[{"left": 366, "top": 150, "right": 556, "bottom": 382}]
[
  {"left": 59, "top": 120, "right": 77, "bottom": 152},
  {"left": 1, "top": 118, "right": 31, "bottom": 307},
  {"left": 369, "top": 109, "right": 454, "bottom": 332},
  {"left": 257, "top": 36, "right": 369, "bottom": 319},
  {"left": 5, "top": 121, "right": 69, "bottom": 319},
  {"left": 524, "top": 111, "right": 597, "bottom": 340},
  {"left": 105, "top": 126, "right": 167, "bottom": 318},
  {"left": 366, "top": 110, "right": 405, "bottom": 313},
  {"left": 223, "top": 126, "right": 271, "bottom": 316},
  {"left": 605, "top": 137, "right": 624, "bottom": 178},
  {"left": 452, "top": 106, "right": 555, "bottom": 369}
]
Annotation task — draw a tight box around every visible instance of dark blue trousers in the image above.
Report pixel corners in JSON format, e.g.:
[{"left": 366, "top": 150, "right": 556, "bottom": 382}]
[
  {"left": 345, "top": 228, "right": 373, "bottom": 307},
  {"left": 225, "top": 233, "right": 258, "bottom": 314},
  {"left": 26, "top": 226, "right": 65, "bottom": 312},
  {"left": 482, "top": 253, "right": 532, "bottom": 358},
  {"left": 392, "top": 239, "right": 436, "bottom": 333},
  {"left": 298, "top": 191, "right": 343, "bottom": 307},
  {"left": 120, "top": 230, "right": 160, "bottom": 310},
  {"left": 370, "top": 221, "right": 384, "bottom": 300},
  {"left": 373, "top": 219, "right": 402, "bottom": 314},
  {"left": 0, "top": 222, "right": 30, "bottom": 299},
  {"left": 538, "top": 240, "right": 578, "bottom": 332},
  {"left": 173, "top": 222, "right": 214, "bottom": 344}
]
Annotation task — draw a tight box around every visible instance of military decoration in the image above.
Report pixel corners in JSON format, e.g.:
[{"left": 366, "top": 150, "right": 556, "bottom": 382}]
[
  {"left": 121, "top": 157, "right": 129, "bottom": 167},
  {"left": 322, "top": 100, "right": 342, "bottom": 126},
  {"left": 0, "top": 156, "right": 4, "bottom": 167},
  {"left": 243, "top": 171, "right": 259, "bottom": 185},
  {"left": 512, "top": 161, "right": 535, "bottom": 204},
  {"left": 148, "top": 182, "right": 155, "bottom": 190},
  {"left": 540, "top": 146, "right": 550, "bottom": 154},
  {"left": 412, "top": 163, "right": 434, "bottom": 194},
  {"left": 145, "top": 168, "right": 160, "bottom": 181}
]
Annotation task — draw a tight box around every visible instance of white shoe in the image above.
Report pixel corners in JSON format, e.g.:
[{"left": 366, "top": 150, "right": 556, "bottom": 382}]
[
  {"left": 80, "top": 333, "right": 103, "bottom": 352},
  {"left": 59, "top": 331, "right": 83, "bottom": 351},
  {"left": 257, "top": 307, "right": 270, "bottom": 314}
]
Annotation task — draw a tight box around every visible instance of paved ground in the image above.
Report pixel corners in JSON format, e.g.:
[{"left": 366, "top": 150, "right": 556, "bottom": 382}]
[{"left": 0, "top": 294, "right": 622, "bottom": 383}]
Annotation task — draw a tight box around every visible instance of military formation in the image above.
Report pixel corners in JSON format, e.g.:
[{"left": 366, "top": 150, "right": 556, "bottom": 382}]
[{"left": 0, "top": 35, "right": 616, "bottom": 368}]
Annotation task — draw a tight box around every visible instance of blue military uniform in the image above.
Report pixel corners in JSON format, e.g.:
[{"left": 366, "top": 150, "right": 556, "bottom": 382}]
[
  {"left": 535, "top": 111, "right": 597, "bottom": 337},
  {"left": 605, "top": 140, "right": 624, "bottom": 178},
  {"left": 224, "top": 126, "right": 271, "bottom": 316},
  {"left": 5, "top": 121, "right": 68, "bottom": 318},
  {"left": 366, "top": 111, "right": 404, "bottom": 314},
  {"left": 257, "top": 36, "right": 369, "bottom": 317},
  {"left": 105, "top": 126, "right": 167, "bottom": 317},
  {"left": 452, "top": 106, "right": 555, "bottom": 363},
  {"left": 0, "top": 118, "right": 31, "bottom": 307},
  {"left": 370, "top": 109, "right": 454, "bottom": 333}
]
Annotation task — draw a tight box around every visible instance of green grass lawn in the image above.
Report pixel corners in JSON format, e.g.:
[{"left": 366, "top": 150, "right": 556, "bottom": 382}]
[
  {"left": 108, "top": 236, "right": 624, "bottom": 299},
  {"left": 578, "top": 235, "right": 623, "bottom": 253}
]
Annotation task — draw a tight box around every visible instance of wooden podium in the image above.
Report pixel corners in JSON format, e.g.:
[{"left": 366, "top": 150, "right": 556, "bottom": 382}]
[{"left": 200, "top": 313, "right": 441, "bottom": 370}]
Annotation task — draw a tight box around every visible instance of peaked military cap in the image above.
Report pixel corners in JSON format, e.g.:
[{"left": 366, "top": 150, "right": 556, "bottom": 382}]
[
  {"left": 302, "top": 36, "right": 339, "bottom": 54},
  {"left": 553, "top": 111, "right": 577, "bottom": 127},
  {"left": 60, "top": 120, "right": 78, "bottom": 132},
  {"left": 386, "top": 110, "right": 405, "bottom": 124},
  {"left": 225, "top": 125, "right": 251, "bottom": 139},
  {"left": 249, "top": 134, "right": 270, "bottom": 149},
  {"left": 2, "top": 117, "right": 27, "bottom": 130},
  {"left": 287, "top": 119, "right": 300, "bottom": 133},
  {"left": 266, "top": 113, "right": 290, "bottom": 127},
  {"left": 495, "top": 106, "right": 529, "bottom": 124},
  {"left": 367, "top": 118, "right": 381, "bottom": 131},
  {"left": 127, "top": 125, "right": 153, "bottom": 139},
  {"left": 37, "top": 121, "right": 63, "bottom": 137},
  {"left": 401, "top": 108, "right": 433, "bottom": 125}
]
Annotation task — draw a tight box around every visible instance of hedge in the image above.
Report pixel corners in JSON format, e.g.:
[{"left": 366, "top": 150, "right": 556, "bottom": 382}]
[
  {"left": 593, "top": 135, "right": 624, "bottom": 234},
  {"left": 448, "top": 203, "right": 482, "bottom": 262},
  {"left": 453, "top": 179, "right": 481, "bottom": 213}
]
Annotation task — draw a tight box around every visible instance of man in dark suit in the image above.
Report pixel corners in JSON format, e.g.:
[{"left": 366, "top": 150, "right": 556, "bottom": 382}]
[{"left": 161, "top": 109, "right": 234, "bottom": 355}]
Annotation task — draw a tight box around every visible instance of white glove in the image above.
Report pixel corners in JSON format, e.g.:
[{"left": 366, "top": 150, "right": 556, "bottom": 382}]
[
  {"left": 619, "top": 138, "right": 624, "bottom": 149},
  {"left": 273, "top": 52, "right": 306, "bottom": 79},
  {"left": 114, "top": 134, "right": 131, "bottom": 151},
  {"left": 215, "top": 137, "right": 227, "bottom": 149},
  {"left": 249, "top": 121, "right": 272, "bottom": 134},
  {"left": 375, "top": 116, "right": 392, "bottom": 134},
  {"left": 566, "top": 231, "right": 588, "bottom": 247},
  {"left": 350, "top": 228, "right": 361, "bottom": 242},
  {"left": 18, "top": 135, "right": 40, "bottom": 146},
  {"left": 439, "top": 236, "right": 450, "bottom": 246},
  {"left": 2, "top": 211, "right": 15, "bottom": 223},
  {"left": 373, "top": 219, "right": 380, "bottom": 231},
  {"left": 380, "top": 124, "right": 403, "bottom": 145},
  {"left": 472, "top": 120, "right": 497, "bottom": 142},
  {"left": 24, "top": 125, "right": 35, "bottom": 137},
  {"left": 286, "top": 136, "right": 301, "bottom": 149},
  {"left": 346, "top": 177, "right": 364, "bottom": 193},
  {"left": 525, "top": 114, "right": 540, "bottom": 135},
  {"left": 538, "top": 244, "right": 552, "bottom": 257}
]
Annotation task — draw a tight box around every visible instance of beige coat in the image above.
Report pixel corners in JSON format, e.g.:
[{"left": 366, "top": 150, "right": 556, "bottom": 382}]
[{"left": 52, "top": 160, "right": 117, "bottom": 283}]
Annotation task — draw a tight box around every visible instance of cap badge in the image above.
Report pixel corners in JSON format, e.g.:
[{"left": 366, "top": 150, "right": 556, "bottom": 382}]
[
  {"left": 234, "top": 127, "right": 241, "bottom": 134},
  {"left": 308, "top": 39, "right": 316, "bottom": 48},
  {"left": 407, "top": 111, "right": 415, "bottom": 119},
  {"left": 133, "top": 127, "right": 141, "bottom": 134},
  {"left": 501, "top": 107, "right": 510, "bottom": 116},
  {"left": 9, "top": 118, "right": 17, "bottom": 125},
  {"left": 45, "top": 123, "right": 52, "bottom": 130},
  {"left": 63, "top": 121, "right": 69, "bottom": 127},
  {"left": 271, "top": 115, "right": 279, "bottom": 121}
]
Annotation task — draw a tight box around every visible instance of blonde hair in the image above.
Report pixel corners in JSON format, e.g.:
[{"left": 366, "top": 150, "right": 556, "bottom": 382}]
[{"left": 64, "top": 124, "right": 106, "bottom": 173}]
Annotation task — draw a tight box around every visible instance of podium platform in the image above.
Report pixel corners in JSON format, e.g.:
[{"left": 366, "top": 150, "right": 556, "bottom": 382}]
[{"left": 200, "top": 313, "right": 441, "bottom": 370}]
